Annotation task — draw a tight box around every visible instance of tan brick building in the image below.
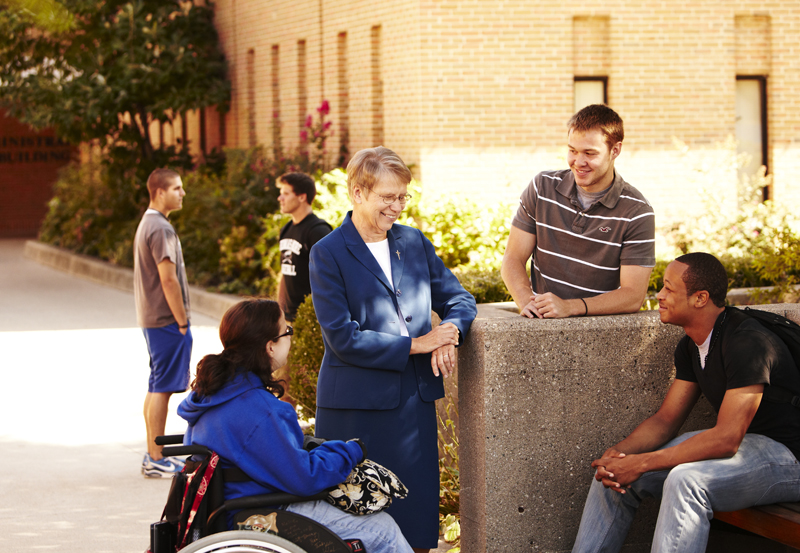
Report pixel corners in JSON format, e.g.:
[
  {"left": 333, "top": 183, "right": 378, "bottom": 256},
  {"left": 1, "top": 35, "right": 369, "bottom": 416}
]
[{"left": 185, "top": 1, "right": 799, "bottom": 228}]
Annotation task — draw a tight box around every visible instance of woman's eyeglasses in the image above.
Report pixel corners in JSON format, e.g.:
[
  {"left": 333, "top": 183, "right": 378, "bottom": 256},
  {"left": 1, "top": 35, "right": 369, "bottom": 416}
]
[
  {"left": 271, "top": 325, "right": 293, "bottom": 341},
  {"left": 363, "top": 186, "right": 413, "bottom": 205}
]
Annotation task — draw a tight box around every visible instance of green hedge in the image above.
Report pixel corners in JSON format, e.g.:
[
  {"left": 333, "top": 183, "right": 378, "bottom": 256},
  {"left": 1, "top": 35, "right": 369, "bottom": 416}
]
[{"left": 39, "top": 145, "right": 800, "bottom": 306}]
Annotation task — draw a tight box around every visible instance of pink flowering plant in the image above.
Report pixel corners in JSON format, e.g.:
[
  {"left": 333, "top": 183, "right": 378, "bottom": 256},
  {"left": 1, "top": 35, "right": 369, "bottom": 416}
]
[{"left": 299, "top": 100, "right": 334, "bottom": 173}]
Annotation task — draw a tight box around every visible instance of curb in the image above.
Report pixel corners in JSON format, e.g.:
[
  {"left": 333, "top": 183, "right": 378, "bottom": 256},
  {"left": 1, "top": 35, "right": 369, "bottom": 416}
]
[
  {"left": 726, "top": 285, "right": 800, "bottom": 306},
  {"left": 24, "top": 240, "right": 241, "bottom": 321}
]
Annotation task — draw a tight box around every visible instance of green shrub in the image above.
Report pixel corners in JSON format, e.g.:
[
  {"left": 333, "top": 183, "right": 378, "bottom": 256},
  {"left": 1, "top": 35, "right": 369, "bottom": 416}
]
[
  {"left": 403, "top": 189, "right": 513, "bottom": 271},
  {"left": 438, "top": 381, "right": 460, "bottom": 517},
  {"left": 39, "top": 148, "right": 192, "bottom": 266},
  {"left": 38, "top": 100, "right": 339, "bottom": 294},
  {"left": 642, "top": 250, "right": 799, "bottom": 311},
  {"left": 172, "top": 146, "right": 290, "bottom": 292},
  {"left": 309, "top": 169, "right": 516, "bottom": 271},
  {"left": 286, "top": 295, "right": 325, "bottom": 417},
  {"left": 453, "top": 267, "right": 511, "bottom": 304},
  {"left": 651, "top": 137, "right": 800, "bottom": 307}
]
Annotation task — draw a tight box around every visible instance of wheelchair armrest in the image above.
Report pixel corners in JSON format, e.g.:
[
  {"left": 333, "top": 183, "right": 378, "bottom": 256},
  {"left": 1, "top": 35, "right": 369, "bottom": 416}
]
[
  {"left": 155, "top": 434, "right": 185, "bottom": 446},
  {"left": 207, "top": 490, "right": 331, "bottom": 530},
  {"left": 224, "top": 490, "right": 330, "bottom": 510}
]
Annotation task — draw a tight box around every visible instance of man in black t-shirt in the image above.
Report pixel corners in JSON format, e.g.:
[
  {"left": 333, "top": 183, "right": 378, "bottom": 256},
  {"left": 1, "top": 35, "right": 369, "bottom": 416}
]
[
  {"left": 572, "top": 252, "right": 800, "bottom": 553},
  {"left": 277, "top": 172, "right": 332, "bottom": 322}
]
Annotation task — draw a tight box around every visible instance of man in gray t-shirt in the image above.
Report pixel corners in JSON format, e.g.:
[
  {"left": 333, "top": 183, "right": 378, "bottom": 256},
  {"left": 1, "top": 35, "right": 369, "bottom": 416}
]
[{"left": 133, "top": 168, "right": 192, "bottom": 477}]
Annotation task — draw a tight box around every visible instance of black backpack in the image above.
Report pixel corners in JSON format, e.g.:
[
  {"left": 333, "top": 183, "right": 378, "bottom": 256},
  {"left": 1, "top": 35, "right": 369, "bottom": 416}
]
[{"left": 734, "top": 307, "right": 800, "bottom": 407}]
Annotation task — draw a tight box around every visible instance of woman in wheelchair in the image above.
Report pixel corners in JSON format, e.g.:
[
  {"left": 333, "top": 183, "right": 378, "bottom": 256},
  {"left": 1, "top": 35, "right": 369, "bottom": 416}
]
[{"left": 177, "top": 298, "right": 413, "bottom": 553}]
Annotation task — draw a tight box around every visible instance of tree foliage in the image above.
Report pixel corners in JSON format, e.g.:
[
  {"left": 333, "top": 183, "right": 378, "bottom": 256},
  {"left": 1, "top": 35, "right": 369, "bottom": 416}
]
[
  {"left": 1, "top": 0, "right": 75, "bottom": 33},
  {"left": 0, "top": 0, "right": 229, "bottom": 163}
]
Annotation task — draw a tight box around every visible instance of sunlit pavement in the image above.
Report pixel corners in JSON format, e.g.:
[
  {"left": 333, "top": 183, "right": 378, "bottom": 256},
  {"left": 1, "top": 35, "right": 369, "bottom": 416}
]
[{"left": 0, "top": 239, "right": 222, "bottom": 552}]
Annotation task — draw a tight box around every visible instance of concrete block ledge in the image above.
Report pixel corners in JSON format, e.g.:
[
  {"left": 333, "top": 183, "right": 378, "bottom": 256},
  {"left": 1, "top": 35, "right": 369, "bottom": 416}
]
[
  {"left": 459, "top": 303, "right": 800, "bottom": 553},
  {"left": 24, "top": 240, "right": 241, "bottom": 321}
]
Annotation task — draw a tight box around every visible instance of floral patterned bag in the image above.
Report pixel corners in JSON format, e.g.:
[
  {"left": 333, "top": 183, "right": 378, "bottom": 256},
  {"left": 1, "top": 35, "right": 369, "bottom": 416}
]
[{"left": 326, "top": 459, "right": 408, "bottom": 515}]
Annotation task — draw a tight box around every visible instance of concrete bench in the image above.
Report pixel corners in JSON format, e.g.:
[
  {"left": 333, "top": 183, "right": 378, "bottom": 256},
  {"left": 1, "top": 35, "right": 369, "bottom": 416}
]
[{"left": 715, "top": 503, "right": 800, "bottom": 549}]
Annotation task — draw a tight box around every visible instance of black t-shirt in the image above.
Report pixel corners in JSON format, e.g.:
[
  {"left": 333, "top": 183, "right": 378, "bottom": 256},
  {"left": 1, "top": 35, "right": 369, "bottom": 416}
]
[
  {"left": 675, "top": 306, "right": 800, "bottom": 459},
  {"left": 278, "top": 213, "right": 332, "bottom": 321}
]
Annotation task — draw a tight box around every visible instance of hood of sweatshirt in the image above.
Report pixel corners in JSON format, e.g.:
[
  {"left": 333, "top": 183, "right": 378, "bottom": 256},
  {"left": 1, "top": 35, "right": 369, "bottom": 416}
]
[{"left": 178, "top": 370, "right": 264, "bottom": 427}]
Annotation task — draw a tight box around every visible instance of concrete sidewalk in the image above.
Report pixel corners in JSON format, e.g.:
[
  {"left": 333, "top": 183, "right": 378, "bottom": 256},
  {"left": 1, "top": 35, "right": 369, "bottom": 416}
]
[
  {"left": 0, "top": 239, "right": 222, "bottom": 553},
  {"left": 1, "top": 239, "right": 455, "bottom": 553}
]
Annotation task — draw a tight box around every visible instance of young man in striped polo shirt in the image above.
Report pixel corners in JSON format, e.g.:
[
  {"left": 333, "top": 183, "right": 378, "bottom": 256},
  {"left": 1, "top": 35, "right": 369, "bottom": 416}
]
[{"left": 501, "top": 104, "right": 655, "bottom": 318}]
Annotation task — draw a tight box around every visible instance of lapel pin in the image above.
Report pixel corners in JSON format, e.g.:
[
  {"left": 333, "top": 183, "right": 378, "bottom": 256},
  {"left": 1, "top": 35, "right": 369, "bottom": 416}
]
[{"left": 396, "top": 250, "right": 401, "bottom": 260}]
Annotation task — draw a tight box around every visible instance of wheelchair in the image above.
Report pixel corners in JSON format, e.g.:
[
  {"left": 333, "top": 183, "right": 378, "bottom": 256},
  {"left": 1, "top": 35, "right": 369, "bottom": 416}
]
[{"left": 149, "top": 435, "right": 365, "bottom": 553}]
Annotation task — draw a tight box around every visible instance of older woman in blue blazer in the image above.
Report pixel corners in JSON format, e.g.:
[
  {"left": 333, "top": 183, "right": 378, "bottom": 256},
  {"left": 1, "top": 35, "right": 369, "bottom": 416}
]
[{"left": 309, "top": 147, "right": 477, "bottom": 552}]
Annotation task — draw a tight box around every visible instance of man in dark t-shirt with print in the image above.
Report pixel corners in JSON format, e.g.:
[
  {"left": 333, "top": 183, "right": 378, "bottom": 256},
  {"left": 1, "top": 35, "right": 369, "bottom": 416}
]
[
  {"left": 572, "top": 252, "right": 800, "bottom": 553},
  {"left": 277, "top": 172, "right": 332, "bottom": 322}
]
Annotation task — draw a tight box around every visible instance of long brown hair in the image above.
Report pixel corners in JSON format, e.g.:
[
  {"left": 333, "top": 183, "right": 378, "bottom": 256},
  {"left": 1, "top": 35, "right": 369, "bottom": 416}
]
[{"left": 192, "top": 299, "right": 286, "bottom": 398}]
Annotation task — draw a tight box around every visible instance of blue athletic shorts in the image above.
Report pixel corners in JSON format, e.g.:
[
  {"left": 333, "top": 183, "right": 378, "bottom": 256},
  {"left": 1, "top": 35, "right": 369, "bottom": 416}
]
[{"left": 142, "top": 323, "right": 193, "bottom": 393}]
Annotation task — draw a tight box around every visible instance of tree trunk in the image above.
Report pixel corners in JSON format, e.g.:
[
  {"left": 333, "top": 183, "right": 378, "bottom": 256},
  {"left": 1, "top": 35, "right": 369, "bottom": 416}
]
[{"left": 137, "top": 106, "right": 154, "bottom": 162}]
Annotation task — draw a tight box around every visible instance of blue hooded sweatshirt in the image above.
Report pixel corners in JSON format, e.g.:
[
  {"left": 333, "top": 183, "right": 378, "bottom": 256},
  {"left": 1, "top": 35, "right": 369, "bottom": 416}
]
[{"left": 177, "top": 370, "right": 363, "bottom": 504}]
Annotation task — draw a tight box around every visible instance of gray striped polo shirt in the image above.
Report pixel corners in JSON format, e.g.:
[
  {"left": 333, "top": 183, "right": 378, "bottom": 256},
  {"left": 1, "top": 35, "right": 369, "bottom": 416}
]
[{"left": 511, "top": 169, "right": 655, "bottom": 299}]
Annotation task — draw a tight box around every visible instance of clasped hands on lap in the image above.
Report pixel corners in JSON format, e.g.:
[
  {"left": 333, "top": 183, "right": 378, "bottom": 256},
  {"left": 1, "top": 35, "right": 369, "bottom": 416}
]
[{"left": 591, "top": 448, "right": 645, "bottom": 494}]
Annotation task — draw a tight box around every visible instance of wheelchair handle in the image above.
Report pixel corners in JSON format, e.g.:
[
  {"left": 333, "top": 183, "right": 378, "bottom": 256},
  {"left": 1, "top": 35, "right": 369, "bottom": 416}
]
[
  {"left": 155, "top": 434, "right": 212, "bottom": 458},
  {"left": 155, "top": 434, "right": 184, "bottom": 446},
  {"left": 161, "top": 444, "right": 212, "bottom": 457}
]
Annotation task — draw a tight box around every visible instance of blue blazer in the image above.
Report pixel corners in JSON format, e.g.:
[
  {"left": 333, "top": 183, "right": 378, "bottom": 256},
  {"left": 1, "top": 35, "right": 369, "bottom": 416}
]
[{"left": 309, "top": 212, "right": 477, "bottom": 410}]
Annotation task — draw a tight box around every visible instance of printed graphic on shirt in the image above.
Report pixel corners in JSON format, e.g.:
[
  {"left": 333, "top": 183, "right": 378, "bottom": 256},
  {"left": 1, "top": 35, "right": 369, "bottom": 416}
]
[{"left": 280, "top": 238, "right": 302, "bottom": 276}]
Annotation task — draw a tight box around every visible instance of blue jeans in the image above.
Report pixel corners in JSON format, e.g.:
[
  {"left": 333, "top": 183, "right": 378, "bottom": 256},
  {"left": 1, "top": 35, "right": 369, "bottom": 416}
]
[
  {"left": 286, "top": 500, "right": 414, "bottom": 553},
  {"left": 572, "top": 431, "right": 800, "bottom": 553}
]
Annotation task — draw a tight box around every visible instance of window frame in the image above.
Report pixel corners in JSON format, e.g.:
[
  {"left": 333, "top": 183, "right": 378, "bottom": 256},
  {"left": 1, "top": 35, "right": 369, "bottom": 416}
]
[{"left": 574, "top": 76, "right": 608, "bottom": 110}]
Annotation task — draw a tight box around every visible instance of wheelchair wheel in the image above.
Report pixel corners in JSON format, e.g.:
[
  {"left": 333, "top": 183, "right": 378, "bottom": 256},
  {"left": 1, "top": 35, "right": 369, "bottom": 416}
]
[{"left": 179, "top": 530, "right": 307, "bottom": 553}]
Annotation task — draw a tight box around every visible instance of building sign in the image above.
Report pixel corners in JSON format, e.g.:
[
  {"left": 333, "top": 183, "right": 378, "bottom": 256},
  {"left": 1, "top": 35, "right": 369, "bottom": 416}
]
[
  {"left": 0, "top": 109, "right": 76, "bottom": 237},
  {"left": 0, "top": 135, "right": 73, "bottom": 163}
]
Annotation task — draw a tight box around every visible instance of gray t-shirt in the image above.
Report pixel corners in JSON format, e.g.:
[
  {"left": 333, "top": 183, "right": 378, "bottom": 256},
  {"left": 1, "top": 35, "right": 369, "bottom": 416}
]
[
  {"left": 133, "top": 209, "right": 190, "bottom": 328},
  {"left": 511, "top": 169, "right": 655, "bottom": 299}
]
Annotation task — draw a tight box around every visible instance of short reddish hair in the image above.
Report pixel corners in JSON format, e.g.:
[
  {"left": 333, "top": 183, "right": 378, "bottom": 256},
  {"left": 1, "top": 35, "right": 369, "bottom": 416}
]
[
  {"left": 568, "top": 104, "right": 624, "bottom": 149},
  {"left": 146, "top": 168, "right": 180, "bottom": 201}
]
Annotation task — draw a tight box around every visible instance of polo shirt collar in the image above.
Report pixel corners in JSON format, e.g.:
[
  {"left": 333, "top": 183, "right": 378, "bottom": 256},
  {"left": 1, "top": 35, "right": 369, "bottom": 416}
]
[{"left": 556, "top": 170, "right": 626, "bottom": 210}]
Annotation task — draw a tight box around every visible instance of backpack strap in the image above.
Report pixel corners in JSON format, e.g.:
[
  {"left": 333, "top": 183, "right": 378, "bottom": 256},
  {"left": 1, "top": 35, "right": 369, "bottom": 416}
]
[
  {"left": 158, "top": 454, "right": 255, "bottom": 549},
  {"left": 736, "top": 307, "right": 800, "bottom": 408},
  {"left": 762, "top": 386, "right": 800, "bottom": 408},
  {"left": 177, "top": 452, "right": 220, "bottom": 549}
]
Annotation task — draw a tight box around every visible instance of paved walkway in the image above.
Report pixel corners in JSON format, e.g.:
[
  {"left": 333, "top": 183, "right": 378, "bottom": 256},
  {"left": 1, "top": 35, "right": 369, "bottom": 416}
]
[
  {"left": 0, "top": 239, "right": 222, "bottom": 553},
  {"left": 0, "top": 239, "right": 454, "bottom": 553}
]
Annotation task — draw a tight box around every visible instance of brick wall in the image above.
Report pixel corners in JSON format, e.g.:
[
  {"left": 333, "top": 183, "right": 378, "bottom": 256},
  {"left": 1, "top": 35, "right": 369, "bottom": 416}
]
[
  {"left": 0, "top": 110, "right": 75, "bottom": 238},
  {"left": 208, "top": 0, "right": 799, "bottom": 231},
  {"left": 5, "top": 2, "right": 797, "bottom": 238}
]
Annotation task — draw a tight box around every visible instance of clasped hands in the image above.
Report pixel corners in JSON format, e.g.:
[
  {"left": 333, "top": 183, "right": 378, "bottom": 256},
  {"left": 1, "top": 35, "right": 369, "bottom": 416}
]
[
  {"left": 521, "top": 293, "right": 573, "bottom": 319},
  {"left": 591, "top": 448, "right": 645, "bottom": 494},
  {"left": 410, "top": 322, "right": 459, "bottom": 379}
]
